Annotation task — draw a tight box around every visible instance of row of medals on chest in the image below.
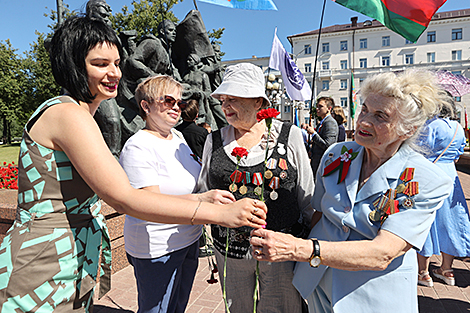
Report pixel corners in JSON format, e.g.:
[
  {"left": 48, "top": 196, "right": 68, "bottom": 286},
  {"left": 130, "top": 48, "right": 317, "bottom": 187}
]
[
  {"left": 229, "top": 156, "right": 289, "bottom": 201},
  {"left": 368, "top": 167, "right": 419, "bottom": 225}
]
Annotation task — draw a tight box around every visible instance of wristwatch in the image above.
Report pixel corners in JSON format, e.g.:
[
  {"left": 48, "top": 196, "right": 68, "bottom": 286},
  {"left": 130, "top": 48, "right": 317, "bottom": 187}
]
[{"left": 308, "top": 238, "right": 321, "bottom": 268}]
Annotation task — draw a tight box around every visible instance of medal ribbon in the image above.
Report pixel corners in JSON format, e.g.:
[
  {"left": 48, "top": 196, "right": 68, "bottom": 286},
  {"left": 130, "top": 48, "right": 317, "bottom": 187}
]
[
  {"left": 253, "top": 172, "right": 263, "bottom": 186},
  {"left": 266, "top": 158, "right": 277, "bottom": 169},
  {"left": 399, "top": 168, "right": 415, "bottom": 183},
  {"left": 243, "top": 172, "right": 251, "bottom": 185},
  {"left": 268, "top": 177, "right": 280, "bottom": 190},
  {"left": 230, "top": 170, "right": 242, "bottom": 183},
  {"left": 279, "top": 158, "right": 288, "bottom": 170},
  {"left": 403, "top": 181, "right": 419, "bottom": 197}
]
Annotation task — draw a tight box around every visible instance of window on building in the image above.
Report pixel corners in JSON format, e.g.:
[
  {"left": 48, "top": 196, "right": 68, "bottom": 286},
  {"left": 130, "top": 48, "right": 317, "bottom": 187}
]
[
  {"left": 427, "top": 52, "right": 435, "bottom": 63},
  {"left": 322, "top": 80, "right": 329, "bottom": 90},
  {"left": 382, "top": 56, "right": 390, "bottom": 66},
  {"left": 340, "top": 98, "right": 348, "bottom": 107},
  {"left": 359, "top": 78, "right": 364, "bottom": 85},
  {"left": 405, "top": 39, "right": 413, "bottom": 44},
  {"left": 359, "top": 58, "right": 367, "bottom": 68},
  {"left": 305, "top": 63, "right": 312, "bottom": 72},
  {"left": 452, "top": 70, "right": 462, "bottom": 75},
  {"left": 322, "top": 42, "right": 330, "bottom": 53},
  {"left": 322, "top": 61, "right": 330, "bottom": 70},
  {"left": 340, "top": 79, "right": 347, "bottom": 89},
  {"left": 427, "top": 31, "right": 436, "bottom": 42},
  {"left": 405, "top": 54, "right": 414, "bottom": 64},
  {"left": 455, "top": 96, "right": 461, "bottom": 102},
  {"left": 452, "top": 50, "right": 462, "bottom": 61},
  {"left": 382, "top": 36, "right": 390, "bottom": 47},
  {"left": 340, "top": 60, "right": 348, "bottom": 69},
  {"left": 359, "top": 38, "right": 367, "bottom": 49},
  {"left": 340, "top": 41, "right": 348, "bottom": 51},
  {"left": 452, "top": 28, "right": 462, "bottom": 40},
  {"left": 304, "top": 44, "right": 311, "bottom": 55},
  {"left": 284, "top": 106, "right": 290, "bottom": 113}
]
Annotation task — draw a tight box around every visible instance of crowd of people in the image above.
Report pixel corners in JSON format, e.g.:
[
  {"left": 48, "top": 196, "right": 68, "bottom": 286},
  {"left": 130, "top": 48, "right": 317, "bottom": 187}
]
[{"left": 0, "top": 13, "right": 469, "bottom": 313}]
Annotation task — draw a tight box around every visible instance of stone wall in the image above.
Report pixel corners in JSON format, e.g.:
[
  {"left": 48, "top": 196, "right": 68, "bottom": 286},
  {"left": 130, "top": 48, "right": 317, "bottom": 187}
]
[{"left": 0, "top": 190, "right": 128, "bottom": 274}]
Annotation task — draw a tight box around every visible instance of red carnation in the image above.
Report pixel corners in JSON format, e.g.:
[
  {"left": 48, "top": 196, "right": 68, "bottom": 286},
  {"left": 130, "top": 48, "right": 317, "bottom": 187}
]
[
  {"left": 256, "top": 108, "right": 280, "bottom": 122},
  {"left": 231, "top": 147, "right": 249, "bottom": 159}
]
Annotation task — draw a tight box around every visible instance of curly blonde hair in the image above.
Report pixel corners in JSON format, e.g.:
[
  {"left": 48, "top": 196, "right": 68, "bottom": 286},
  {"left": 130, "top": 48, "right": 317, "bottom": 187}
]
[{"left": 359, "top": 70, "right": 453, "bottom": 150}]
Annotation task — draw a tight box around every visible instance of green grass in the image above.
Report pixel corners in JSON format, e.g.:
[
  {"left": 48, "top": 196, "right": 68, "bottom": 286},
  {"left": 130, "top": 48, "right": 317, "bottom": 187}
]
[{"left": 0, "top": 143, "right": 20, "bottom": 165}]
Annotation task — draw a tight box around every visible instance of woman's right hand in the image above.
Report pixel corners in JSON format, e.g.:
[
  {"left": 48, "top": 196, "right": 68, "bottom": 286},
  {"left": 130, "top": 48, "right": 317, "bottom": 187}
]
[{"left": 218, "top": 198, "right": 267, "bottom": 229}]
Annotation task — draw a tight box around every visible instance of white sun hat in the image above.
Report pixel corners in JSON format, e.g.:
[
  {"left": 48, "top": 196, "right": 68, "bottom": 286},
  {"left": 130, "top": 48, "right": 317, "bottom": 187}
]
[{"left": 211, "top": 63, "right": 271, "bottom": 107}]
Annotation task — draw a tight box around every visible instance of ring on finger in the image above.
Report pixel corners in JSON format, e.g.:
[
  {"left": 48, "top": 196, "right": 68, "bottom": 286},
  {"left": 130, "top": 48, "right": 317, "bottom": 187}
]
[
  {"left": 254, "top": 249, "right": 261, "bottom": 256},
  {"left": 253, "top": 208, "right": 259, "bottom": 214},
  {"left": 253, "top": 200, "right": 258, "bottom": 205},
  {"left": 250, "top": 215, "right": 255, "bottom": 222}
]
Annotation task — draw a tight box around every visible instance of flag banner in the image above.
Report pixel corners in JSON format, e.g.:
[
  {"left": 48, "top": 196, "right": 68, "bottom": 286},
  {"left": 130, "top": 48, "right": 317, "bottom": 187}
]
[
  {"left": 269, "top": 29, "right": 312, "bottom": 101},
  {"left": 198, "top": 0, "right": 277, "bottom": 10},
  {"left": 349, "top": 71, "right": 358, "bottom": 119},
  {"left": 333, "top": 0, "right": 447, "bottom": 42}
]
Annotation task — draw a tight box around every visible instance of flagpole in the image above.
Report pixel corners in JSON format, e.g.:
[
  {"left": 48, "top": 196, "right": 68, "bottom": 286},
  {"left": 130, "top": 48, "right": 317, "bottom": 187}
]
[{"left": 309, "top": 0, "right": 327, "bottom": 126}]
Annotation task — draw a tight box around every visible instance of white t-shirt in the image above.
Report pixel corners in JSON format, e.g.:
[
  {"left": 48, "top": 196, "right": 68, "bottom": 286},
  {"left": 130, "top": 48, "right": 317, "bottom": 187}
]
[{"left": 119, "top": 129, "right": 202, "bottom": 259}]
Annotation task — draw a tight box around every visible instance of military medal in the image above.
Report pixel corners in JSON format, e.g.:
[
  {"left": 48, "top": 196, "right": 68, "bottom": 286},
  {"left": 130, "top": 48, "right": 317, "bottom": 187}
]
[
  {"left": 403, "top": 181, "right": 419, "bottom": 197},
  {"left": 229, "top": 183, "right": 238, "bottom": 193},
  {"left": 277, "top": 143, "right": 286, "bottom": 155},
  {"left": 239, "top": 172, "right": 250, "bottom": 195},
  {"left": 265, "top": 158, "right": 277, "bottom": 179},
  {"left": 395, "top": 184, "right": 406, "bottom": 194},
  {"left": 269, "top": 177, "right": 280, "bottom": 200},
  {"left": 253, "top": 172, "right": 263, "bottom": 196},
  {"left": 279, "top": 158, "right": 288, "bottom": 179},
  {"left": 229, "top": 170, "right": 242, "bottom": 193},
  {"left": 402, "top": 197, "right": 415, "bottom": 209},
  {"left": 397, "top": 168, "right": 415, "bottom": 194},
  {"left": 369, "top": 210, "right": 382, "bottom": 222}
]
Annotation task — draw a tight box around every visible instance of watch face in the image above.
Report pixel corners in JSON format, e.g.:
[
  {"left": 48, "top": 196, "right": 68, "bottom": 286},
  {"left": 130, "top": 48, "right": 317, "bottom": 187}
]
[{"left": 310, "top": 256, "right": 321, "bottom": 267}]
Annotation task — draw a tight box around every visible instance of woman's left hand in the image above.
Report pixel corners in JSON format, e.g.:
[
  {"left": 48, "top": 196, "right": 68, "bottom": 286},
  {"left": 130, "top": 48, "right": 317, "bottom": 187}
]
[
  {"left": 198, "top": 189, "right": 236, "bottom": 205},
  {"left": 250, "top": 228, "right": 311, "bottom": 263}
]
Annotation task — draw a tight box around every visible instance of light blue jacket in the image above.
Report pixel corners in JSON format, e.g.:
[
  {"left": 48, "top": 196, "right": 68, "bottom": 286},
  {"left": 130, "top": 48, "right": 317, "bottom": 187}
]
[{"left": 293, "top": 141, "right": 452, "bottom": 313}]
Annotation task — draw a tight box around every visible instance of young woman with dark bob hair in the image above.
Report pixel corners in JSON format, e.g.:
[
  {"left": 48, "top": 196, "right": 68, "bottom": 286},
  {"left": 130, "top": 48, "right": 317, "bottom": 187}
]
[{"left": 0, "top": 15, "right": 266, "bottom": 312}]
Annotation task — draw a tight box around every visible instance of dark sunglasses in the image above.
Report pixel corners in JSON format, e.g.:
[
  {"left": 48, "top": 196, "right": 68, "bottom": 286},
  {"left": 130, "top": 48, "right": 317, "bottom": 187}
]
[{"left": 161, "top": 95, "right": 187, "bottom": 111}]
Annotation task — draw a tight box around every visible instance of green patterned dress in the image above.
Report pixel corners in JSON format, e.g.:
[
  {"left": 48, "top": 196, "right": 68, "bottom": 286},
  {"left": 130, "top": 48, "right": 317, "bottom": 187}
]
[{"left": 0, "top": 96, "right": 112, "bottom": 312}]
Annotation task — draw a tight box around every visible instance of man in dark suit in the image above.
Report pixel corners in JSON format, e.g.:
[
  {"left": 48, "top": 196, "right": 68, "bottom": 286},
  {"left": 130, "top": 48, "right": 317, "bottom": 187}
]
[
  {"left": 307, "top": 97, "right": 339, "bottom": 177},
  {"left": 176, "top": 99, "right": 209, "bottom": 159}
]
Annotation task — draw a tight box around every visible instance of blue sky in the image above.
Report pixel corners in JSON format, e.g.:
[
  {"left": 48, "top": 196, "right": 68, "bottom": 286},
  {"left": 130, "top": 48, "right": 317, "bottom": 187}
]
[{"left": 0, "top": 0, "right": 468, "bottom": 61}]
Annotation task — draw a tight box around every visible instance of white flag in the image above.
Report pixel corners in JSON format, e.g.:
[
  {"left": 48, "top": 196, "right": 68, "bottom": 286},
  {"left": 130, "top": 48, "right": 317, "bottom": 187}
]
[{"left": 269, "top": 29, "right": 312, "bottom": 101}]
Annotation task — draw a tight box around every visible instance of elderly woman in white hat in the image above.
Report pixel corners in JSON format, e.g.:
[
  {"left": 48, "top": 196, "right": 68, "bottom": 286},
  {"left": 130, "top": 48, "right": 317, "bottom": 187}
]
[{"left": 196, "top": 63, "right": 315, "bottom": 312}]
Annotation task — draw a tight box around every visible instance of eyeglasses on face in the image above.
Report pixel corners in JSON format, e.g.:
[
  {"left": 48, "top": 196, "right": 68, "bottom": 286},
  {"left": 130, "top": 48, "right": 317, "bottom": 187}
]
[{"left": 160, "top": 95, "right": 187, "bottom": 111}]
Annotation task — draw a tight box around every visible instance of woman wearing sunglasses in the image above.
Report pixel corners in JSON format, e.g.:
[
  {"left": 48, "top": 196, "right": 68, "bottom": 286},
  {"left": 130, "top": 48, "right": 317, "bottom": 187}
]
[{"left": 119, "top": 75, "right": 254, "bottom": 313}]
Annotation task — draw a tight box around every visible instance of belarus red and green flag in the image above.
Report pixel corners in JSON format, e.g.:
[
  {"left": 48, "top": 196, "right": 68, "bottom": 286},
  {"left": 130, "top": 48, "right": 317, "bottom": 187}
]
[{"left": 333, "top": 0, "right": 447, "bottom": 42}]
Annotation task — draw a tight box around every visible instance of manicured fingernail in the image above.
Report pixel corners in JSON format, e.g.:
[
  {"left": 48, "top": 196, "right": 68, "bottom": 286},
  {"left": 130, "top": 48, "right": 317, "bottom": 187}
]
[{"left": 261, "top": 224, "right": 266, "bottom": 229}]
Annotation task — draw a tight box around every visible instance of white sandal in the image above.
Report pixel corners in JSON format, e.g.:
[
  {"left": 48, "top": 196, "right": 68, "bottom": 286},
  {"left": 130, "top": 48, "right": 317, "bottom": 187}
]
[
  {"left": 418, "top": 271, "right": 434, "bottom": 287},
  {"left": 432, "top": 268, "right": 455, "bottom": 286}
]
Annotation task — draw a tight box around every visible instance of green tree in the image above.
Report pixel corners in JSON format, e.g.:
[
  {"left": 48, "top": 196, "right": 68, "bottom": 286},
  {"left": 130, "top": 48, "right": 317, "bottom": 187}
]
[
  {"left": 0, "top": 41, "right": 24, "bottom": 143},
  {"left": 111, "top": 0, "right": 181, "bottom": 40}
]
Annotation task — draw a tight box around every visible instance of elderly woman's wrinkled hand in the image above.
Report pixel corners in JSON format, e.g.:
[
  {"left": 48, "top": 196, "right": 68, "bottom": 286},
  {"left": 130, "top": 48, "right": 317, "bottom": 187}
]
[
  {"left": 221, "top": 198, "right": 267, "bottom": 229},
  {"left": 198, "top": 189, "right": 236, "bottom": 205},
  {"left": 250, "top": 228, "right": 304, "bottom": 263}
]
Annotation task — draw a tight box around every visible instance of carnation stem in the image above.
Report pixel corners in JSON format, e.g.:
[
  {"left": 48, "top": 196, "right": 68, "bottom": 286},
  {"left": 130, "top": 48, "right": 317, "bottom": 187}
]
[{"left": 223, "top": 229, "right": 231, "bottom": 312}]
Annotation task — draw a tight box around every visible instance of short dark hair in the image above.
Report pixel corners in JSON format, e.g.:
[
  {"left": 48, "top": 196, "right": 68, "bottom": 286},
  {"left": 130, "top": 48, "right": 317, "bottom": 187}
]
[
  {"left": 317, "top": 97, "right": 335, "bottom": 109},
  {"left": 49, "top": 15, "right": 122, "bottom": 103},
  {"left": 181, "top": 99, "right": 199, "bottom": 121}
]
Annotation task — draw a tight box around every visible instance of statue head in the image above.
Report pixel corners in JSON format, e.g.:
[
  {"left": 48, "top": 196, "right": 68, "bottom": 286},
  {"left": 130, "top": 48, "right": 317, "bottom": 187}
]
[
  {"left": 157, "top": 20, "right": 177, "bottom": 44},
  {"left": 86, "top": 0, "right": 112, "bottom": 27},
  {"left": 187, "top": 54, "right": 201, "bottom": 69},
  {"left": 212, "top": 43, "right": 221, "bottom": 61}
]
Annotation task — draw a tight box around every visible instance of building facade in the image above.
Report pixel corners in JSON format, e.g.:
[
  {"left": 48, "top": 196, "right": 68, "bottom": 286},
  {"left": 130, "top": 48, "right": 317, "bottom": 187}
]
[{"left": 289, "top": 9, "right": 470, "bottom": 129}]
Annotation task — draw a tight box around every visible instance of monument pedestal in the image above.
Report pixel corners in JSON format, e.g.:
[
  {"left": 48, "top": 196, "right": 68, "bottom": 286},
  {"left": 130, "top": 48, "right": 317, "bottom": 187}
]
[{"left": 0, "top": 190, "right": 128, "bottom": 274}]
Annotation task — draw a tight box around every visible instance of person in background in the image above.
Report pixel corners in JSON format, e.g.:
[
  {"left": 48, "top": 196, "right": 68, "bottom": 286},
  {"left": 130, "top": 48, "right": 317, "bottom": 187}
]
[
  {"left": 198, "top": 122, "right": 212, "bottom": 133},
  {"left": 331, "top": 106, "right": 347, "bottom": 142},
  {"left": 307, "top": 97, "right": 339, "bottom": 177},
  {"left": 197, "top": 63, "right": 315, "bottom": 312},
  {"left": 176, "top": 99, "right": 209, "bottom": 159},
  {"left": 417, "top": 100, "right": 470, "bottom": 287},
  {"left": 250, "top": 70, "right": 453, "bottom": 313},
  {"left": 0, "top": 16, "right": 267, "bottom": 313}
]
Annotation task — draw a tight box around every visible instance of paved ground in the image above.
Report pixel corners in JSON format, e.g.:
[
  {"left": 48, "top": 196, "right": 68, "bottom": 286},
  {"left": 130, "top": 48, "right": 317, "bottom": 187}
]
[{"left": 94, "top": 166, "right": 470, "bottom": 313}]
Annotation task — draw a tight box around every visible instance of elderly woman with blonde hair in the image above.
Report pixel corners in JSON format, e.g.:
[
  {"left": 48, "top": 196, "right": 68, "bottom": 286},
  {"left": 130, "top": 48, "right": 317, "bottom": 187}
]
[{"left": 250, "top": 70, "right": 453, "bottom": 313}]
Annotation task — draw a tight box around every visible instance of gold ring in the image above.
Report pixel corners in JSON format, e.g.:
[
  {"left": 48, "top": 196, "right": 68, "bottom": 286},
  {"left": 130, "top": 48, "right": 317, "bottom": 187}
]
[
  {"left": 254, "top": 249, "right": 261, "bottom": 256},
  {"left": 253, "top": 200, "right": 258, "bottom": 205},
  {"left": 253, "top": 208, "right": 259, "bottom": 214}
]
